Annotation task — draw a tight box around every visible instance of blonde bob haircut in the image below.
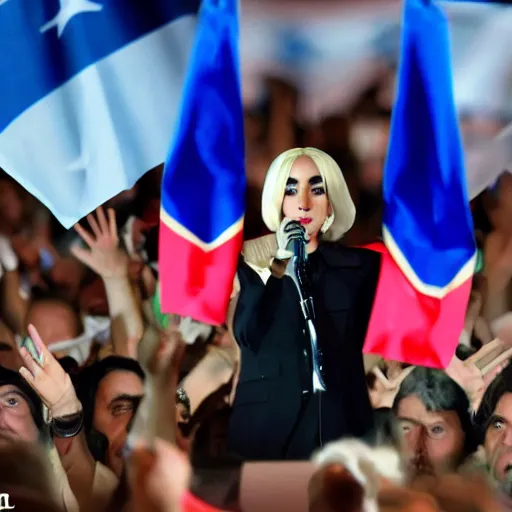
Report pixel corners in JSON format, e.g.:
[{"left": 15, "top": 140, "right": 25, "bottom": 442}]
[{"left": 261, "top": 147, "right": 356, "bottom": 242}]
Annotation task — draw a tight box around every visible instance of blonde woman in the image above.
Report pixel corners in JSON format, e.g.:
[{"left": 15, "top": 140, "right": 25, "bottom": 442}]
[{"left": 228, "top": 148, "right": 381, "bottom": 461}]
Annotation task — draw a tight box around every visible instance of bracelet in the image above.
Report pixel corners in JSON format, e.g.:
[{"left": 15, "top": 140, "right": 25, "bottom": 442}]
[
  {"left": 176, "top": 387, "right": 191, "bottom": 417},
  {"left": 51, "top": 410, "right": 84, "bottom": 438}
]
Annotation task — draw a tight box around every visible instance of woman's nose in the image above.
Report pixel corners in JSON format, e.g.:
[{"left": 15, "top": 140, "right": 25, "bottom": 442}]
[{"left": 298, "top": 189, "right": 310, "bottom": 212}]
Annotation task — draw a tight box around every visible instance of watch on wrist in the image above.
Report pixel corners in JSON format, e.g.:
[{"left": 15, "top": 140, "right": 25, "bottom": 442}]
[{"left": 51, "top": 410, "right": 84, "bottom": 438}]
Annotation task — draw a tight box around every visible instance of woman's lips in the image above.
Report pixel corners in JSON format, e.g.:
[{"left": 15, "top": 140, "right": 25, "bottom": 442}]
[{"left": 299, "top": 218, "right": 312, "bottom": 225}]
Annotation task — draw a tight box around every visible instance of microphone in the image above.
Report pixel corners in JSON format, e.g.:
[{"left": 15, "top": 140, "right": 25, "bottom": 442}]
[
  {"left": 288, "top": 222, "right": 310, "bottom": 312},
  {"left": 292, "top": 226, "right": 306, "bottom": 264},
  {"left": 284, "top": 220, "right": 326, "bottom": 392},
  {"left": 286, "top": 220, "right": 306, "bottom": 263}
]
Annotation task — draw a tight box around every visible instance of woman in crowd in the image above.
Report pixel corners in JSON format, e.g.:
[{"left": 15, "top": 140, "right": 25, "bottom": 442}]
[{"left": 228, "top": 147, "right": 381, "bottom": 460}]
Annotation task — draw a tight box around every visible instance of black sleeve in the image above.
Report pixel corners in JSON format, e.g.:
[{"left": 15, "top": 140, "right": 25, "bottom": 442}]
[
  {"left": 233, "top": 258, "right": 285, "bottom": 354},
  {"left": 354, "top": 250, "right": 381, "bottom": 350}
]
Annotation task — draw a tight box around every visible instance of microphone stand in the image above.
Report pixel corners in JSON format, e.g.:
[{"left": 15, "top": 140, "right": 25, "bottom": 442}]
[{"left": 285, "top": 233, "right": 326, "bottom": 393}]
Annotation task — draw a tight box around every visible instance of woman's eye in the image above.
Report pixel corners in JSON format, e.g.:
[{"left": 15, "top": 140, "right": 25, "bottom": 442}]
[
  {"left": 312, "top": 187, "right": 325, "bottom": 196},
  {"left": 284, "top": 188, "right": 297, "bottom": 196},
  {"left": 6, "top": 397, "right": 18, "bottom": 407}
]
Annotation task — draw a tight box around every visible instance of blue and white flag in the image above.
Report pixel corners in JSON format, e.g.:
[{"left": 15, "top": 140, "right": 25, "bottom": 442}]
[{"left": 0, "top": 0, "right": 200, "bottom": 228}]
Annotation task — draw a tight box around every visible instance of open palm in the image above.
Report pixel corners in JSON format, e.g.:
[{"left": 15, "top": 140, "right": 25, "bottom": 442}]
[
  {"left": 71, "top": 207, "right": 128, "bottom": 278},
  {"left": 446, "top": 340, "right": 512, "bottom": 411}
]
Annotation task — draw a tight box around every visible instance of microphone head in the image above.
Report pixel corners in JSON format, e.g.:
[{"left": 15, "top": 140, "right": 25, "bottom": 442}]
[{"left": 287, "top": 220, "right": 305, "bottom": 236}]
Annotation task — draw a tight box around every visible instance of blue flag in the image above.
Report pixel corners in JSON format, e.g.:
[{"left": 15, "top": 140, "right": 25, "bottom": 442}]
[
  {"left": 0, "top": 0, "right": 200, "bottom": 227},
  {"left": 364, "top": 0, "right": 476, "bottom": 368}
]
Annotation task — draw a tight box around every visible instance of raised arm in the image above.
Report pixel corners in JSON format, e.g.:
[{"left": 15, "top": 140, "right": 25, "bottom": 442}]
[
  {"left": 18, "top": 324, "right": 98, "bottom": 510},
  {"left": 71, "top": 207, "right": 144, "bottom": 356}
]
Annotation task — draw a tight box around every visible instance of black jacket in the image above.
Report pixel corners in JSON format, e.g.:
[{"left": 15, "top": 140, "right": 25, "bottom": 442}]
[{"left": 227, "top": 243, "right": 380, "bottom": 460}]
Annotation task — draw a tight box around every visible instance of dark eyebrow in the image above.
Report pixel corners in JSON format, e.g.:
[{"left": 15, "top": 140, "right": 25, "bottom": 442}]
[
  {"left": 309, "top": 175, "right": 324, "bottom": 186},
  {"left": 487, "top": 414, "right": 506, "bottom": 430},
  {"left": 0, "top": 342, "right": 12, "bottom": 352},
  {"left": 285, "top": 175, "right": 324, "bottom": 186},
  {"left": 109, "top": 393, "right": 143, "bottom": 408}
]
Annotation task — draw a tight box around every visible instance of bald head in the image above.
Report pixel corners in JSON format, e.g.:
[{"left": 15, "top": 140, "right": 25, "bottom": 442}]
[{"left": 26, "top": 299, "right": 82, "bottom": 350}]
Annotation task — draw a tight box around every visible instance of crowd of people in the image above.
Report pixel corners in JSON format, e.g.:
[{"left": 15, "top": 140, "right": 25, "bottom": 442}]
[{"left": 0, "top": 76, "right": 511, "bottom": 511}]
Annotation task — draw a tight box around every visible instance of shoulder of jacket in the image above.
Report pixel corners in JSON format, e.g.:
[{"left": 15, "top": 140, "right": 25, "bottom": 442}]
[{"left": 242, "top": 234, "right": 277, "bottom": 269}]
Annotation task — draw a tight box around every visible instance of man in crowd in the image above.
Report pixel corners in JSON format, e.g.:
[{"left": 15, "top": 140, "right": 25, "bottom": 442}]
[{"left": 475, "top": 363, "right": 512, "bottom": 507}]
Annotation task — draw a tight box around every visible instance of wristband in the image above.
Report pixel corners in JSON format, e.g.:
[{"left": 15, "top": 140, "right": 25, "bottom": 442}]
[{"left": 51, "top": 410, "right": 84, "bottom": 438}]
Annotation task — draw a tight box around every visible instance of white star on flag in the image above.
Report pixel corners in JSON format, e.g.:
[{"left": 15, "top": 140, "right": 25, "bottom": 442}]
[{"left": 40, "top": 0, "right": 103, "bottom": 37}]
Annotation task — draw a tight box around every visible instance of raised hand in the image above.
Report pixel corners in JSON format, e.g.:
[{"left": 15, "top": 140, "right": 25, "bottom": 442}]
[
  {"left": 369, "top": 364, "right": 415, "bottom": 409},
  {"left": 18, "top": 324, "right": 81, "bottom": 417},
  {"left": 71, "top": 206, "right": 128, "bottom": 278},
  {"left": 447, "top": 340, "right": 512, "bottom": 411},
  {"left": 276, "top": 217, "right": 307, "bottom": 260}
]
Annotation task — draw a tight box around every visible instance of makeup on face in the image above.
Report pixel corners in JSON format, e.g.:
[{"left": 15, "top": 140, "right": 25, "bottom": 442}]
[
  {"left": 281, "top": 157, "right": 331, "bottom": 251},
  {"left": 285, "top": 176, "right": 326, "bottom": 223},
  {"left": 284, "top": 175, "right": 326, "bottom": 197}
]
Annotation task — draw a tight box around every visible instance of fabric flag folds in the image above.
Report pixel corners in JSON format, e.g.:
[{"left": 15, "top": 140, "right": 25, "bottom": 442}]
[
  {"left": 363, "top": 0, "right": 476, "bottom": 368},
  {"left": 0, "top": 0, "right": 200, "bottom": 228},
  {"left": 159, "top": 0, "right": 246, "bottom": 326}
]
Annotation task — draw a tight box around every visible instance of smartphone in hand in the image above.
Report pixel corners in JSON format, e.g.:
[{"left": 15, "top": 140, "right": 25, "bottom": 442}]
[{"left": 21, "top": 336, "right": 44, "bottom": 365}]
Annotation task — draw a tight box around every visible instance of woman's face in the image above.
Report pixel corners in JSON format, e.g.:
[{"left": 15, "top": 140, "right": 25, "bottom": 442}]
[
  {"left": 281, "top": 156, "right": 331, "bottom": 242},
  {"left": 397, "top": 395, "right": 465, "bottom": 476}
]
